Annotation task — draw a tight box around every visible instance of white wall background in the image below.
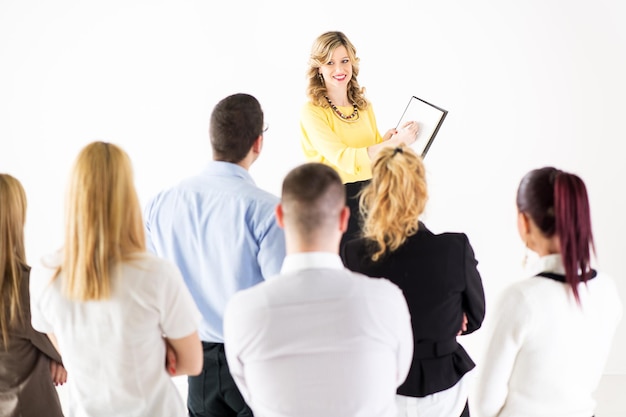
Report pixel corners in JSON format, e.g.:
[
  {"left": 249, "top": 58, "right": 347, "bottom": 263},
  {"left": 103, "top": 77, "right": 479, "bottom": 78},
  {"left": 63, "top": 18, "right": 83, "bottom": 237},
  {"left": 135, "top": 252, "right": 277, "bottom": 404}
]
[{"left": 2, "top": 0, "right": 625, "bottom": 380}]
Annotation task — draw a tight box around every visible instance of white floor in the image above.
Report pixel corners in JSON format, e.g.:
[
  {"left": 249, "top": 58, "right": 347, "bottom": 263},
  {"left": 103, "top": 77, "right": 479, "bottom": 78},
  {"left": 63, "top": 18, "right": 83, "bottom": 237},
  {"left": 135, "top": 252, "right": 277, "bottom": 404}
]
[{"left": 57, "top": 374, "right": 626, "bottom": 416}]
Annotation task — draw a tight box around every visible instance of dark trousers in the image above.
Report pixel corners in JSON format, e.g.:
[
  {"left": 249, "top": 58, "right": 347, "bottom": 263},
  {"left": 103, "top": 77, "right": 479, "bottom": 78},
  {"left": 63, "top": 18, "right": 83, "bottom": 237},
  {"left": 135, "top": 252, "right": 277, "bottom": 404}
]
[
  {"left": 188, "top": 342, "right": 253, "bottom": 417},
  {"left": 341, "top": 179, "right": 371, "bottom": 250}
]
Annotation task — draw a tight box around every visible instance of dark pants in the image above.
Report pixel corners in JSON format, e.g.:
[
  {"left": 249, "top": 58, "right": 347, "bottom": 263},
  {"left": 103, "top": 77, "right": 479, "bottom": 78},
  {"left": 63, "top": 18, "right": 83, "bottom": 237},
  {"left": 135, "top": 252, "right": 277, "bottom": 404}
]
[
  {"left": 188, "top": 342, "right": 253, "bottom": 417},
  {"left": 341, "top": 179, "right": 371, "bottom": 250}
]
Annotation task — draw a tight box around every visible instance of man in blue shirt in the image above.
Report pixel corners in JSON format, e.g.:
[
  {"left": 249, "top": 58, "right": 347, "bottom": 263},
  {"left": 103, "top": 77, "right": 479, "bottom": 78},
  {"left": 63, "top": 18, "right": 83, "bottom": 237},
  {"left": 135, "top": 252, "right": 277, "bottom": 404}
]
[{"left": 144, "top": 93, "right": 286, "bottom": 417}]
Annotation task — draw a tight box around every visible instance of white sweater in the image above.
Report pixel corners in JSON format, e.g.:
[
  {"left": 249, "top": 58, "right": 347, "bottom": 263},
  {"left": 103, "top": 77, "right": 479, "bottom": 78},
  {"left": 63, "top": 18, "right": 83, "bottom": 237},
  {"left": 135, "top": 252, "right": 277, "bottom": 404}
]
[{"left": 475, "top": 254, "right": 622, "bottom": 417}]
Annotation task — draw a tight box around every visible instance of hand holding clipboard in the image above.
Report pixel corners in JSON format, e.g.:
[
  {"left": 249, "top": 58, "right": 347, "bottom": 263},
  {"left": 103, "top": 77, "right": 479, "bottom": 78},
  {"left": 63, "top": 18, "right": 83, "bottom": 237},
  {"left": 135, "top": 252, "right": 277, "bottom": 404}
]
[
  {"left": 395, "top": 96, "right": 448, "bottom": 157},
  {"left": 392, "top": 120, "right": 420, "bottom": 147}
]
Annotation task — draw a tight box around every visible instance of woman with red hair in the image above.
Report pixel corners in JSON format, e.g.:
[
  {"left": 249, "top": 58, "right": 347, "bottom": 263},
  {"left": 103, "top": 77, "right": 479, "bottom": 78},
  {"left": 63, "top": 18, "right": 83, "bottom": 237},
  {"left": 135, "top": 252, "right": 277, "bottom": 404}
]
[{"left": 477, "top": 167, "right": 623, "bottom": 417}]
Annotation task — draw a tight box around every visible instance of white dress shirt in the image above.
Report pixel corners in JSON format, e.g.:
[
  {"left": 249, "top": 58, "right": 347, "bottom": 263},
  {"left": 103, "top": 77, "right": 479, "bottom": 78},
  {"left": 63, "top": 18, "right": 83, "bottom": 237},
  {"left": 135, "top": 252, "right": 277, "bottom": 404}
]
[
  {"left": 224, "top": 252, "right": 414, "bottom": 417},
  {"left": 144, "top": 161, "right": 286, "bottom": 343}
]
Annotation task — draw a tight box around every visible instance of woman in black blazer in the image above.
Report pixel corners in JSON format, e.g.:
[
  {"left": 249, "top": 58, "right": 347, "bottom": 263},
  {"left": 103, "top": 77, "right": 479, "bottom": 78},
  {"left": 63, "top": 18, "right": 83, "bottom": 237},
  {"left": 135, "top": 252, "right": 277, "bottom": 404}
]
[{"left": 341, "top": 145, "right": 485, "bottom": 417}]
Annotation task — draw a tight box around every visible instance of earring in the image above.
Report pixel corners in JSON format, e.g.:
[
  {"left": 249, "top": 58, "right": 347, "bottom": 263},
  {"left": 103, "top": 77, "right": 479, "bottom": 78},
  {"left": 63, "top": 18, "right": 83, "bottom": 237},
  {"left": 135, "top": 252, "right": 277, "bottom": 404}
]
[
  {"left": 522, "top": 241, "right": 529, "bottom": 268},
  {"left": 318, "top": 73, "right": 324, "bottom": 85}
]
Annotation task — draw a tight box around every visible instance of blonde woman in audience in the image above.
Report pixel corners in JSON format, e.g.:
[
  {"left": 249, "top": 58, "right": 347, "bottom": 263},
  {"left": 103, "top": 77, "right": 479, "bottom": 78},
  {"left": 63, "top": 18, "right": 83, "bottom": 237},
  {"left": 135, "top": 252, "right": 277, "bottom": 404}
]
[
  {"left": 0, "top": 173, "right": 65, "bottom": 417},
  {"left": 476, "top": 167, "right": 622, "bottom": 417},
  {"left": 30, "top": 141, "right": 203, "bottom": 417},
  {"left": 341, "top": 144, "right": 485, "bottom": 417}
]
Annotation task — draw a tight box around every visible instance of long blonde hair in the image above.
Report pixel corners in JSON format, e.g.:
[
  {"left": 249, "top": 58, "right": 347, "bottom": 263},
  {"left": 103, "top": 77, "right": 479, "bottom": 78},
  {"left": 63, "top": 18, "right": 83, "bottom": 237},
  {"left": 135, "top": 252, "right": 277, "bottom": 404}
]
[
  {"left": 360, "top": 145, "right": 428, "bottom": 261},
  {"left": 0, "top": 174, "right": 28, "bottom": 349},
  {"left": 55, "top": 141, "right": 145, "bottom": 301},
  {"left": 305, "top": 31, "right": 368, "bottom": 109}
]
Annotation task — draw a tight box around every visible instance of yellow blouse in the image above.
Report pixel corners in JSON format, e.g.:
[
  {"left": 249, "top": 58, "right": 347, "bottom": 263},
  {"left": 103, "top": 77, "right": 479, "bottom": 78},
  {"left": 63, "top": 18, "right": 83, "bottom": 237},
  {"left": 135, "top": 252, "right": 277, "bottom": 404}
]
[{"left": 299, "top": 101, "right": 383, "bottom": 184}]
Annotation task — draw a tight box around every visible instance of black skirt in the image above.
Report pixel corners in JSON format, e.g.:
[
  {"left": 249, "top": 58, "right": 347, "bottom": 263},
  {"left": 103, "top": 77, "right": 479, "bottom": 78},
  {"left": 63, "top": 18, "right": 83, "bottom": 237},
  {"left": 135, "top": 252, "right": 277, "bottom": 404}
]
[{"left": 341, "top": 179, "right": 371, "bottom": 250}]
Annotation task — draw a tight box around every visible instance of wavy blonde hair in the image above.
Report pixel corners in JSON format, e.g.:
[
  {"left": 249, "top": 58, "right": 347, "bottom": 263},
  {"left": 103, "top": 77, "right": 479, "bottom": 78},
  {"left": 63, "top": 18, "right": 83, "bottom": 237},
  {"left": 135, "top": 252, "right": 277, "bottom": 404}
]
[
  {"left": 55, "top": 141, "right": 145, "bottom": 301},
  {"left": 0, "top": 174, "right": 28, "bottom": 349},
  {"left": 305, "top": 31, "right": 368, "bottom": 109},
  {"left": 360, "top": 144, "right": 428, "bottom": 261}
]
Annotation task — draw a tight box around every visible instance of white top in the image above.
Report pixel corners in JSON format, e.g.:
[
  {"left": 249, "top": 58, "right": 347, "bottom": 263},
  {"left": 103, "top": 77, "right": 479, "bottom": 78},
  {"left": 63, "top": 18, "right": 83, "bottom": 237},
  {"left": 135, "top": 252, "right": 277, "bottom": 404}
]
[
  {"left": 30, "top": 252, "right": 202, "bottom": 417},
  {"left": 475, "top": 254, "right": 623, "bottom": 417},
  {"left": 223, "top": 252, "right": 414, "bottom": 417}
]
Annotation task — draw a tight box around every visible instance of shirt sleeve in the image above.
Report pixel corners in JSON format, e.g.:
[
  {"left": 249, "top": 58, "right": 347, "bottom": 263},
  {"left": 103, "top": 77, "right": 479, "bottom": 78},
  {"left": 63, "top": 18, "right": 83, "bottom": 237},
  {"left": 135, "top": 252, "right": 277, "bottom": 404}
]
[
  {"left": 157, "top": 260, "right": 202, "bottom": 339},
  {"left": 372, "top": 279, "right": 414, "bottom": 387},
  {"left": 300, "top": 103, "right": 376, "bottom": 178},
  {"left": 29, "top": 264, "right": 55, "bottom": 335},
  {"left": 143, "top": 197, "right": 157, "bottom": 255},
  {"left": 26, "top": 325, "right": 62, "bottom": 363},
  {"left": 475, "top": 285, "right": 530, "bottom": 417},
  {"left": 256, "top": 210, "right": 286, "bottom": 280},
  {"left": 22, "top": 269, "right": 62, "bottom": 363},
  {"left": 394, "top": 287, "right": 414, "bottom": 386},
  {"left": 223, "top": 294, "right": 253, "bottom": 404}
]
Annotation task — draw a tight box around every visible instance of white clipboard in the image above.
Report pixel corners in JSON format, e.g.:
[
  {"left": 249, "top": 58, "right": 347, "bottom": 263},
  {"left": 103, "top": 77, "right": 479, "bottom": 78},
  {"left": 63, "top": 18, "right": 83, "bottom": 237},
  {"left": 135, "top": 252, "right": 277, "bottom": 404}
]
[{"left": 396, "top": 96, "right": 448, "bottom": 157}]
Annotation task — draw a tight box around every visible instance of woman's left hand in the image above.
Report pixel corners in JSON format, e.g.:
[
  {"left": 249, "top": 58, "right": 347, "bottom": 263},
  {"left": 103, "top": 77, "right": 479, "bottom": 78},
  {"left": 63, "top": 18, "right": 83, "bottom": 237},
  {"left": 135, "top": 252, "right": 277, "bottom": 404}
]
[
  {"left": 382, "top": 128, "right": 397, "bottom": 141},
  {"left": 165, "top": 339, "right": 177, "bottom": 375},
  {"left": 49, "top": 360, "right": 67, "bottom": 386},
  {"left": 458, "top": 313, "right": 468, "bottom": 335}
]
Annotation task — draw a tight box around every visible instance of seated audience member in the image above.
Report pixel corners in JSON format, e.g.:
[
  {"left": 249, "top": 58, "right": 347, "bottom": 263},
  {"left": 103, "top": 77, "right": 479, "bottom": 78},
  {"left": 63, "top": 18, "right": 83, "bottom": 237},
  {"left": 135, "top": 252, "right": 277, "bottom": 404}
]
[
  {"left": 341, "top": 144, "right": 485, "bottom": 417},
  {"left": 223, "top": 162, "right": 414, "bottom": 417},
  {"left": 475, "top": 166, "right": 623, "bottom": 417},
  {"left": 0, "top": 174, "right": 65, "bottom": 417},
  {"left": 30, "top": 141, "right": 203, "bottom": 417}
]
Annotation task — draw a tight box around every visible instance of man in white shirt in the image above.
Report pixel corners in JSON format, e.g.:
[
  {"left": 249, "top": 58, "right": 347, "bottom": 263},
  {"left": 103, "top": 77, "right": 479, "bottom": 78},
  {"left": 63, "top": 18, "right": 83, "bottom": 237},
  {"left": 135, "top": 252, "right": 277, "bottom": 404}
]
[{"left": 223, "top": 162, "right": 414, "bottom": 417}]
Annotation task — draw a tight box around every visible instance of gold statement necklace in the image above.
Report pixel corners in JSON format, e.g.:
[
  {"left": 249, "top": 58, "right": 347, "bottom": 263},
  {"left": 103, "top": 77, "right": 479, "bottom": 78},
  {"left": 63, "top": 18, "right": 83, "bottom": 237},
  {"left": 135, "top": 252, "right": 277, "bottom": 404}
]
[{"left": 325, "top": 96, "right": 359, "bottom": 122}]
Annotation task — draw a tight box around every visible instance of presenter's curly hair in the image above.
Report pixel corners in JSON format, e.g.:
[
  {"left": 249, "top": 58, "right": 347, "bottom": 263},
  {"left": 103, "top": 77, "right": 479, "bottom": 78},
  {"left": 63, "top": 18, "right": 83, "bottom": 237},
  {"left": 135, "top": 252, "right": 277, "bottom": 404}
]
[
  {"left": 360, "top": 145, "right": 428, "bottom": 261},
  {"left": 305, "top": 31, "right": 368, "bottom": 109}
]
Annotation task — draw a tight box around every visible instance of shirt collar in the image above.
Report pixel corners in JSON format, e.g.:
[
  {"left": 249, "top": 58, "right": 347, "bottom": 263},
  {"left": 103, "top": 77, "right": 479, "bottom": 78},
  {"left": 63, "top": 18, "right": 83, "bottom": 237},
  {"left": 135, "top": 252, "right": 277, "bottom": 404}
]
[
  {"left": 527, "top": 253, "right": 566, "bottom": 277},
  {"left": 280, "top": 252, "right": 345, "bottom": 274},
  {"left": 202, "top": 161, "right": 255, "bottom": 184}
]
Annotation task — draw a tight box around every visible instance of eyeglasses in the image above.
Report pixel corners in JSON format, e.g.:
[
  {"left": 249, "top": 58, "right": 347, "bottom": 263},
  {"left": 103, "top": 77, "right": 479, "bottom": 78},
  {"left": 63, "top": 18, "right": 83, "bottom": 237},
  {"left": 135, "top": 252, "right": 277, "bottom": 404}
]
[{"left": 262, "top": 123, "right": 269, "bottom": 134}]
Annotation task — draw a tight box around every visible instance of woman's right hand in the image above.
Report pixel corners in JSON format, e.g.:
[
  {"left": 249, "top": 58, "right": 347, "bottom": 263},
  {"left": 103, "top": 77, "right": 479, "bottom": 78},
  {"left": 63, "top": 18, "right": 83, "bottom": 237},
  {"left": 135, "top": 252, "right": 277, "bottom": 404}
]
[
  {"left": 392, "top": 121, "right": 419, "bottom": 146},
  {"left": 368, "top": 121, "right": 420, "bottom": 160}
]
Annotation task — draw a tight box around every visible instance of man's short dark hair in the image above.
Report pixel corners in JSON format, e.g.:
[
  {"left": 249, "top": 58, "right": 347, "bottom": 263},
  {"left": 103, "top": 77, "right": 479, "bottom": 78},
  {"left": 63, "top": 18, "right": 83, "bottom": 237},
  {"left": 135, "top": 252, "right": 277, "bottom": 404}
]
[
  {"left": 210, "top": 93, "right": 264, "bottom": 163},
  {"left": 281, "top": 163, "right": 345, "bottom": 235}
]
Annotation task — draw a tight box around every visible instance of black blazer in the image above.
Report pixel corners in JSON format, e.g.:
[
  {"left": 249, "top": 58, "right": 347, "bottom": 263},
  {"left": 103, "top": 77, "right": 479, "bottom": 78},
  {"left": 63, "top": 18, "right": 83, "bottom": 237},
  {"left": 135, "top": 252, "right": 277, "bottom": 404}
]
[{"left": 341, "top": 222, "right": 485, "bottom": 397}]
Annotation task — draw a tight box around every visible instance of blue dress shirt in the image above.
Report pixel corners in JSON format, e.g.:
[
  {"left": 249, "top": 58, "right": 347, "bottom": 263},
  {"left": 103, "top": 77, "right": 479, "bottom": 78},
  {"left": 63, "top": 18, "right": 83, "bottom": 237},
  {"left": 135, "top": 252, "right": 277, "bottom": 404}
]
[{"left": 144, "top": 161, "right": 286, "bottom": 342}]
